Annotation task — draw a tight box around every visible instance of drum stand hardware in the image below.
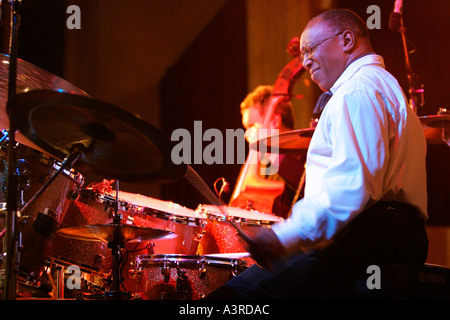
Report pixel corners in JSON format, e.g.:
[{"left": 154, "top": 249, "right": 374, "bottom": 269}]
[{"left": 2, "top": 0, "right": 24, "bottom": 300}]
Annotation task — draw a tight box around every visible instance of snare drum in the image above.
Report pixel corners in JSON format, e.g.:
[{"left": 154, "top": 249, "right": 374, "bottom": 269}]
[
  {"left": 196, "top": 204, "right": 282, "bottom": 254},
  {"left": 0, "top": 132, "right": 84, "bottom": 286},
  {"left": 128, "top": 254, "right": 247, "bottom": 300}
]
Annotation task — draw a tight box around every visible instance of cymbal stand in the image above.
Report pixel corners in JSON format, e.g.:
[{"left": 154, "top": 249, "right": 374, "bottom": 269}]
[
  {"left": 395, "top": 10, "right": 424, "bottom": 113},
  {"left": 79, "top": 180, "right": 130, "bottom": 300},
  {"left": 105, "top": 179, "right": 130, "bottom": 299},
  {"left": 2, "top": 0, "right": 22, "bottom": 300}
]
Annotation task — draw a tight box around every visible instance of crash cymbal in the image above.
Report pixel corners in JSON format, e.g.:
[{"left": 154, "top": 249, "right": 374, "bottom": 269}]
[
  {"left": 250, "top": 128, "right": 314, "bottom": 154},
  {"left": 14, "top": 90, "right": 187, "bottom": 182},
  {"left": 0, "top": 53, "right": 88, "bottom": 130},
  {"left": 56, "top": 223, "right": 177, "bottom": 243}
]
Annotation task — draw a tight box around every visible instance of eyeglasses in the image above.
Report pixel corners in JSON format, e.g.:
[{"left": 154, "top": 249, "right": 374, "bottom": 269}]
[{"left": 299, "top": 31, "right": 344, "bottom": 63}]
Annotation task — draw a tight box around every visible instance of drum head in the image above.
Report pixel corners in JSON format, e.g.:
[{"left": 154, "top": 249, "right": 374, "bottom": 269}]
[
  {"left": 198, "top": 204, "right": 282, "bottom": 224},
  {"left": 109, "top": 191, "right": 202, "bottom": 219}
]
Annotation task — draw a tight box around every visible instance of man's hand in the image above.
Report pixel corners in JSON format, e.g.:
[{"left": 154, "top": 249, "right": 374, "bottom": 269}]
[{"left": 247, "top": 228, "right": 286, "bottom": 271}]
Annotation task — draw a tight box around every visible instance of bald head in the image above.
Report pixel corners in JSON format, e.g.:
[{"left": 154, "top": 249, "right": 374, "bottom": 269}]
[{"left": 312, "top": 9, "right": 370, "bottom": 40}]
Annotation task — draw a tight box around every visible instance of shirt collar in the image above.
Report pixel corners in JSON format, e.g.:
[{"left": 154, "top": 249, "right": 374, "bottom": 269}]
[{"left": 329, "top": 53, "right": 385, "bottom": 94}]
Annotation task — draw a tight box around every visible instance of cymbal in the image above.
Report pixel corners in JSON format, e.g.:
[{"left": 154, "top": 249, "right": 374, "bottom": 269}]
[
  {"left": 250, "top": 128, "right": 314, "bottom": 154},
  {"left": 0, "top": 53, "right": 88, "bottom": 130},
  {"left": 56, "top": 223, "right": 177, "bottom": 243},
  {"left": 420, "top": 115, "right": 450, "bottom": 128},
  {"left": 420, "top": 115, "right": 449, "bottom": 146},
  {"left": 14, "top": 90, "right": 187, "bottom": 182}
]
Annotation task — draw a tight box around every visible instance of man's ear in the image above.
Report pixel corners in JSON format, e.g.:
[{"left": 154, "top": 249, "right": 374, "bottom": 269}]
[{"left": 341, "top": 30, "right": 356, "bottom": 53}]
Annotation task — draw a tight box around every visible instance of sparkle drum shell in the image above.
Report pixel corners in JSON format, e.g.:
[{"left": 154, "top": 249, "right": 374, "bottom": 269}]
[
  {"left": 128, "top": 253, "right": 248, "bottom": 300},
  {"left": 196, "top": 204, "right": 282, "bottom": 255}
]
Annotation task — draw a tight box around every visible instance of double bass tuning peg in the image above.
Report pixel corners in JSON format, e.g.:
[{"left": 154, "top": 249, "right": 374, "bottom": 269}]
[{"left": 287, "top": 37, "right": 300, "bottom": 57}]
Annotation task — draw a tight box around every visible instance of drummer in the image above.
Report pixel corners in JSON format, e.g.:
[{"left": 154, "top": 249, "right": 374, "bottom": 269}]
[
  {"left": 208, "top": 8, "right": 429, "bottom": 299},
  {"left": 230, "top": 85, "right": 304, "bottom": 219}
]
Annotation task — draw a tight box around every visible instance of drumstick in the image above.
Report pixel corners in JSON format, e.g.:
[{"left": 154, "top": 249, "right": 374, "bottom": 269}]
[{"left": 184, "top": 165, "right": 255, "bottom": 246}]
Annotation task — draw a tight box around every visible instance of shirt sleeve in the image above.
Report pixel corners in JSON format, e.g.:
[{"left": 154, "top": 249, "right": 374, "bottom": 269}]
[{"left": 273, "top": 89, "right": 392, "bottom": 250}]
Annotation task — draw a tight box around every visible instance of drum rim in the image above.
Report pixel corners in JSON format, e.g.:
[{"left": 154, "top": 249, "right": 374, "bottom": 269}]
[
  {"left": 197, "top": 204, "right": 282, "bottom": 226},
  {"left": 76, "top": 189, "right": 206, "bottom": 226},
  {"left": 135, "top": 254, "right": 247, "bottom": 269}
]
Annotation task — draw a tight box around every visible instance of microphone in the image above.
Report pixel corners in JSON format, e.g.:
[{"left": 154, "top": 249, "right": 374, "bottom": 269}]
[{"left": 389, "top": 0, "right": 403, "bottom": 32}]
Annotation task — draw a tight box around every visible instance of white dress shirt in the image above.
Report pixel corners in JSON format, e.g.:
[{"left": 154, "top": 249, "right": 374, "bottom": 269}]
[{"left": 273, "top": 54, "right": 428, "bottom": 250}]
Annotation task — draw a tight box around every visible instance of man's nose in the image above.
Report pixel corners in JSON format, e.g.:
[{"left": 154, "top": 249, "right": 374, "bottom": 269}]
[{"left": 302, "top": 56, "right": 313, "bottom": 69}]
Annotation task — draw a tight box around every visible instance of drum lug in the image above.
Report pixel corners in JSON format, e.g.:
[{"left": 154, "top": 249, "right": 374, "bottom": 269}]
[
  {"left": 161, "top": 265, "right": 171, "bottom": 283},
  {"left": 194, "top": 230, "right": 205, "bottom": 242},
  {"left": 129, "top": 257, "right": 143, "bottom": 279},
  {"left": 199, "top": 266, "right": 207, "bottom": 279},
  {"left": 231, "top": 260, "right": 240, "bottom": 278},
  {"left": 176, "top": 268, "right": 189, "bottom": 294},
  {"left": 199, "top": 258, "right": 206, "bottom": 278}
]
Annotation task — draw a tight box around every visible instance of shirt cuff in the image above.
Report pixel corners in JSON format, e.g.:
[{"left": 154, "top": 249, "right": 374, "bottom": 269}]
[{"left": 272, "top": 220, "right": 303, "bottom": 251}]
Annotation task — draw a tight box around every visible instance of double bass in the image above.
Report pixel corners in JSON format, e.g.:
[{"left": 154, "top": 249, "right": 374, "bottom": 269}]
[{"left": 229, "top": 37, "right": 306, "bottom": 215}]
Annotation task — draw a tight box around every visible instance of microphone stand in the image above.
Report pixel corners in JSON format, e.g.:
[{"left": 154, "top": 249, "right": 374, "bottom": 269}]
[
  {"left": 2, "top": 0, "right": 22, "bottom": 300},
  {"left": 394, "top": 12, "right": 425, "bottom": 113}
]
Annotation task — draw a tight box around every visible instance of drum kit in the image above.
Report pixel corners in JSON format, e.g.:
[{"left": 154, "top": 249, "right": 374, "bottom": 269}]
[{"left": 0, "top": 51, "right": 288, "bottom": 299}]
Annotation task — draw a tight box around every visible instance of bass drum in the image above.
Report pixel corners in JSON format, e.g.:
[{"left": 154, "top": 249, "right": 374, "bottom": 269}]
[
  {"left": 128, "top": 254, "right": 248, "bottom": 300},
  {"left": 0, "top": 131, "right": 84, "bottom": 286}
]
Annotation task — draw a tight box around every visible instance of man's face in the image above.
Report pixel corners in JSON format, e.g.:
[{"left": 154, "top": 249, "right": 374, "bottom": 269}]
[
  {"left": 242, "top": 105, "right": 263, "bottom": 130},
  {"left": 300, "top": 19, "right": 346, "bottom": 91}
]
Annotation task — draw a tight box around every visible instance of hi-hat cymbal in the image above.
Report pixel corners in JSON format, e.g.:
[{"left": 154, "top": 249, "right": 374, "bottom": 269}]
[
  {"left": 14, "top": 90, "right": 187, "bottom": 182},
  {"left": 0, "top": 53, "right": 89, "bottom": 130},
  {"left": 250, "top": 128, "right": 314, "bottom": 154},
  {"left": 56, "top": 223, "right": 177, "bottom": 244}
]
